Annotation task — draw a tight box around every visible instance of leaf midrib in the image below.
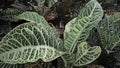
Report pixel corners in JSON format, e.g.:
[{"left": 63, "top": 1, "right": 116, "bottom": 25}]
[
  {"left": 0, "top": 45, "right": 57, "bottom": 57},
  {"left": 69, "top": 19, "right": 90, "bottom": 53},
  {"left": 69, "top": 3, "right": 97, "bottom": 53}
]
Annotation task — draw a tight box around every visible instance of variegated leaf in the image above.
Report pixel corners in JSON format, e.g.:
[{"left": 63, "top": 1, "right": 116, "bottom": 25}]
[
  {"left": 0, "top": 19, "right": 64, "bottom": 64},
  {"left": 62, "top": 42, "right": 101, "bottom": 67},
  {"left": 73, "top": 42, "right": 101, "bottom": 66},
  {"left": 98, "top": 15, "right": 120, "bottom": 51},
  {"left": 110, "top": 12, "right": 120, "bottom": 23},
  {"left": 64, "top": 0, "right": 103, "bottom": 53}
]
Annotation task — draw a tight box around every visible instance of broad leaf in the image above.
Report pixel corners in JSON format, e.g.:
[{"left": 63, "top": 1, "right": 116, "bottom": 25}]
[
  {"left": 77, "top": 0, "right": 103, "bottom": 23},
  {"left": 63, "top": 42, "right": 101, "bottom": 67},
  {"left": 0, "top": 18, "right": 64, "bottom": 64},
  {"left": 98, "top": 15, "right": 120, "bottom": 51},
  {"left": 73, "top": 42, "right": 101, "bottom": 66},
  {"left": 17, "top": 12, "right": 48, "bottom": 26},
  {"left": 64, "top": 0, "right": 103, "bottom": 53},
  {"left": 64, "top": 17, "right": 91, "bottom": 53},
  {"left": 17, "top": 12, "right": 59, "bottom": 37}
]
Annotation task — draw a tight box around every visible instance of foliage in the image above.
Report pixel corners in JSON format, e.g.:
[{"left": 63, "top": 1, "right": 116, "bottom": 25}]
[
  {"left": 0, "top": 12, "right": 64, "bottom": 64},
  {"left": 96, "top": 12, "right": 120, "bottom": 68},
  {"left": 0, "top": 0, "right": 103, "bottom": 68},
  {"left": 98, "top": 13, "right": 120, "bottom": 51},
  {"left": 0, "top": 0, "right": 58, "bottom": 22},
  {"left": 64, "top": 0, "right": 103, "bottom": 53},
  {"left": 0, "top": 8, "right": 23, "bottom": 21}
]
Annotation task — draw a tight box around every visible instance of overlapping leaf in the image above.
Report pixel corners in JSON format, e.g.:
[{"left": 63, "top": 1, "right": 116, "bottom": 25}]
[
  {"left": 98, "top": 15, "right": 120, "bottom": 51},
  {"left": 110, "top": 12, "right": 120, "bottom": 23},
  {"left": 77, "top": 0, "right": 103, "bottom": 23},
  {"left": 36, "top": 0, "right": 58, "bottom": 7},
  {"left": 64, "top": 17, "right": 91, "bottom": 53},
  {"left": 0, "top": 12, "right": 64, "bottom": 65},
  {"left": 17, "top": 12, "right": 59, "bottom": 37},
  {"left": 73, "top": 42, "right": 101, "bottom": 66},
  {"left": 0, "top": 8, "right": 23, "bottom": 21},
  {"left": 64, "top": 0, "right": 103, "bottom": 53},
  {"left": 0, "top": 61, "right": 24, "bottom": 68},
  {"left": 17, "top": 12, "right": 48, "bottom": 26},
  {"left": 63, "top": 42, "right": 101, "bottom": 67}
]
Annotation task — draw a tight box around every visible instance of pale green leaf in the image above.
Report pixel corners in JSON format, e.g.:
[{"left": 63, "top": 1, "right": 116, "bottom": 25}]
[
  {"left": 78, "top": 0, "right": 103, "bottom": 23},
  {"left": 110, "top": 12, "right": 120, "bottom": 23},
  {"left": 0, "top": 22, "right": 64, "bottom": 64},
  {"left": 64, "top": 17, "right": 91, "bottom": 53},
  {"left": 36, "top": 0, "right": 58, "bottom": 7},
  {"left": 17, "top": 12, "right": 48, "bottom": 26},
  {"left": 74, "top": 42, "right": 101, "bottom": 66},
  {"left": 98, "top": 15, "right": 120, "bottom": 50},
  {"left": 17, "top": 12, "right": 59, "bottom": 37},
  {"left": 0, "top": 62, "right": 24, "bottom": 68},
  {"left": 62, "top": 42, "right": 101, "bottom": 67},
  {"left": 0, "top": 8, "right": 23, "bottom": 21},
  {"left": 64, "top": 0, "right": 103, "bottom": 53}
]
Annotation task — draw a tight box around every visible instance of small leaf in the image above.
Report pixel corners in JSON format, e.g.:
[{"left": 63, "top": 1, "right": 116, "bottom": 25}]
[
  {"left": 0, "top": 8, "right": 23, "bottom": 21},
  {"left": 36, "top": 0, "right": 58, "bottom": 7},
  {"left": 74, "top": 42, "right": 101, "bottom": 66},
  {"left": 62, "top": 42, "right": 101, "bottom": 67},
  {"left": 110, "top": 12, "right": 120, "bottom": 23}
]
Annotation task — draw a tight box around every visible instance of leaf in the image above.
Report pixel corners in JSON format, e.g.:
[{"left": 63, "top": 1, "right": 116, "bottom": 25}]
[
  {"left": 0, "top": 14, "right": 64, "bottom": 64},
  {"left": 17, "top": 12, "right": 59, "bottom": 37},
  {"left": 0, "top": 62, "right": 24, "bottom": 68},
  {"left": 74, "top": 42, "right": 101, "bottom": 66},
  {"left": 62, "top": 42, "right": 101, "bottom": 67},
  {"left": 0, "top": 8, "right": 23, "bottom": 21},
  {"left": 98, "top": 15, "right": 120, "bottom": 50},
  {"left": 78, "top": 0, "right": 103, "bottom": 23},
  {"left": 64, "top": 17, "right": 91, "bottom": 53},
  {"left": 17, "top": 12, "right": 48, "bottom": 25},
  {"left": 48, "top": 0, "right": 58, "bottom": 7},
  {"left": 110, "top": 12, "right": 120, "bottom": 23},
  {"left": 36, "top": 0, "right": 58, "bottom": 7},
  {"left": 64, "top": 0, "right": 103, "bottom": 53}
]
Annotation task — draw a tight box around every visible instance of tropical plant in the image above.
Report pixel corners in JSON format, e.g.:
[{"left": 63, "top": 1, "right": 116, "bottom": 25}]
[
  {"left": 0, "top": 0, "right": 58, "bottom": 21},
  {"left": 96, "top": 12, "right": 120, "bottom": 68},
  {"left": 0, "top": 8, "right": 24, "bottom": 21},
  {"left": 0, "top": 0, "right": 103, "bottom": 68}
]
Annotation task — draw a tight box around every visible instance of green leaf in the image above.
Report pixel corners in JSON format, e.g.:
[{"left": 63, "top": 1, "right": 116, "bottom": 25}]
[
  {"left": 73, "top": 42, "right": 101, "bottom": 66},
  {"left": 64, "top": 0, "right": 103, "bottom": 53},
  {"left": 62, "top": 42, "right": 101, "bottom": 67},
  {"left": 98, "top": 15, "right": 120, "bottom": 50},
  {"left": 48, "top": 0, "right": 58, "bottom": 7},
  {"left": 64, "top": 17, "right": 91, "bottom": 53},
  {"left": 0, "top": 18, "right": 64, "bottom": 64},
  {"left": 0, "top": 62, "right": 24, "bottom": 68},
  {"left": 17, "top": 12, "right": 48, "bottom": 26},
  {"left": 110, "top": 12, "right": 120, "bottom": 23},
  {"left": 78, "top": 0, "right": 103, "bottom": 23},
  {"left": 17, "top": 12, "right": 59, "bottom": 37},
  {"left": 36, "top": 0, "right": 58, "bottom": 7},
  {"left": 0, "top": 8, "right": 23, "bottom": 21}
]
